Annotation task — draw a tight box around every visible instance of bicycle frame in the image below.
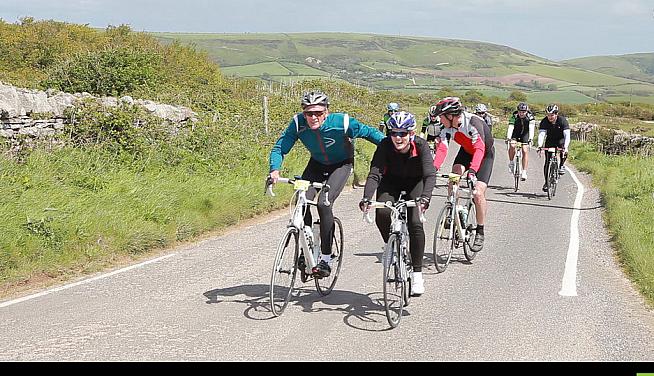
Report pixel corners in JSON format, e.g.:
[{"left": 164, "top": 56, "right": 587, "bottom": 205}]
[
  {"left": 363, "top": 193, "right": 425, "bottom": 328},
  {"left": 267, "top": 175, "right": 345, "bottom": 316},
  {"left": 432, "top": 172, "right": 478, "bottom": 272},
  {"left": 509, "top": 140, "right": 526, "bottom": 192},
  {"left": 542, "top": 147, "right": 563, "bottom": 199},
  {"left": 267, "top": 177, "right": 330, "bottom": 272}
]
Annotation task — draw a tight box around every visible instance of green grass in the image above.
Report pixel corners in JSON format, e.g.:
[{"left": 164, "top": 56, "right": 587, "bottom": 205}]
[
  {"left": 513, "top": 65, "right": 635, "bottom": 87},
  {"left": 569, "top": 143, "right": 654, "bottom": 306},
  {"left": 221, "top": 62, "right": 293, "bottom": 76},
  {"left": 527, "top": 90, "right": 596, "bottom": 104}
]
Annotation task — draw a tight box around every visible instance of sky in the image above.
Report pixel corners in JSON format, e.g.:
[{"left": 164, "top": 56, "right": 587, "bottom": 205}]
[{"left": 1, "top": 0, "right": 653, "bottom": 61}]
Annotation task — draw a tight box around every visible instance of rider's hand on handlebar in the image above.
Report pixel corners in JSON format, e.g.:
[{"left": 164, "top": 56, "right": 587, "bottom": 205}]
[
  {"left": 418, "top": 196, "right": 430, "bottom": 213},
  {"left": 359, "top": 198, "right": 371, "bottom": 213},
  {"left": 269, "top": 170, "right": 280, "bottom": 184},
  {"left": 467, "top": 170, "right": 477, "bottom": 186}
]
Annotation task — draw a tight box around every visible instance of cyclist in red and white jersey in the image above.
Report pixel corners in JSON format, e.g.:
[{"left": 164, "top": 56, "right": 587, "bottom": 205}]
[{"left": 432, "top": 97, "right": 495, "bottom": 252}]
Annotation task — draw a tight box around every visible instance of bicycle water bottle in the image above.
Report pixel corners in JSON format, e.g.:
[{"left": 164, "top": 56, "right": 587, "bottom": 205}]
[{"left": 456, "top": 205, "right": 467, "bottom": 225}]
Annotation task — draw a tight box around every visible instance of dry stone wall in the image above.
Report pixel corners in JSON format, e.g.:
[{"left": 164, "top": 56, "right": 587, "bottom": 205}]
[{"left": 0, "top": 82, "right": 198, "bottom": 142}]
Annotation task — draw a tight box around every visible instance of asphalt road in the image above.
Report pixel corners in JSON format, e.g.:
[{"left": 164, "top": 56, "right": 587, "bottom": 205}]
[{"left": 1, "top": 139, "right": 653, "bottom": 361}]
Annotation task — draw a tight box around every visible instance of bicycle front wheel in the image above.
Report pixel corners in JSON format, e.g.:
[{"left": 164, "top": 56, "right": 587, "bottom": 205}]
[
  {"left": 316, "top": 217, "right": 344, "bottom": 296},
  {"left": 383, "top": 234, "right": 404, "bottom": 328},
  {"left": 463, "top": 203, "right": 478, "bottom": 262},
  {"left": 402, "top": 235, "right": 413, "bottom": 308},
  {"left": 547, "top": 161, "right": 557, "bottom": 200},
  {"left": 270, "top": 227, "right": 299, "bottom": 317},
  {"left": 432, "top": 204, "right": 454, "bottom": 273},
  {"left": 514, "top": 156, "right": 520, "bottom": 192}
]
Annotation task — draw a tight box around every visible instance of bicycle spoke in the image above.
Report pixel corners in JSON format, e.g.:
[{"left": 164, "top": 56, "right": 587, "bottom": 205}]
[
  {"left": 433, "top": 205, "right": 453, "bottom": 273},
  {"left": 316, "top": 217, "right": 344, "bottom": 296},
  {"left": 463, "top": 204, "right": 478, "bottom": 261},
  {"left": 383, "top": 235, "right": 403, "bottom": 328},
  {"left": 270, "top": 228, "right": 299, "bottom": 317}
]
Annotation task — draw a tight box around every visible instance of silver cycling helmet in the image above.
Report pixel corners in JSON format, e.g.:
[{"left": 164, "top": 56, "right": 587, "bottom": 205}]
[
  {"left": 432, "top": 96, "right": 463, "bottom": 116},
  {"left": 387, "top": 102, "right": 400, "bottom": 111},
  {"left": 474, "top": 103, "right": 488, "bottom": 113},
  {"left": 301, "top": 91, "right": 329, "bottom": 108},
  {"left": 386, "top": 111, "right": 417, "bottom": 131}
]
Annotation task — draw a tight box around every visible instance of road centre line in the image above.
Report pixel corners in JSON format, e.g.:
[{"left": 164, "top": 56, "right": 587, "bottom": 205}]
[
  {"left": 0, "top": 253, "right": 177, "bottom": 309},
  {"left": 559, "top": 166, "right": 585, "bottom": 297}
]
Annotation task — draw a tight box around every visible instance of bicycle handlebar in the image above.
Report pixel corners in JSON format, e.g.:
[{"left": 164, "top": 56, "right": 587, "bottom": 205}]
[
  {"left": 264, "top": 176, "right": 331, "bottom": 206},
  {"left": 362, "top": 199, "right": 426, "bottom": 224}
]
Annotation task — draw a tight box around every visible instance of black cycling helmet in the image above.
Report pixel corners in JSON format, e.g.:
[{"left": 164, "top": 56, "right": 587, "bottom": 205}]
[
  {"left": 301, "top": 91, "right": 329, "bottom": 108},
  {"left": 517, "top": 102, "right": 529, "bottom": 111},
  {"left": 428, "top": 105, "right": 439, "bottom": 117},
  {"left": 432, "top": 96, "right": 463, "bottom": 116},
  {"left": 546, "top": 104, "right": 559, "bottom": 114}
]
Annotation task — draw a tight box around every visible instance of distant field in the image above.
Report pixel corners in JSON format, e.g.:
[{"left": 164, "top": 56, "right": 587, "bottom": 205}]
[
  {"left": 512, "top": 65, "right": 634, "bottom": 86},
  {"left": 221, "top": 62, "right": 291, "bottom": 76},
  {"left": 527, "top": 90, "right": 596, "bottom": 104},
  {"left": 151, "top": 32, "right": 654, "bottom": 105}
]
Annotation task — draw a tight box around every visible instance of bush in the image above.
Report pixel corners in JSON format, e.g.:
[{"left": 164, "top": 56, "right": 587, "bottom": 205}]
[{"left": 44, "top": 47, "right": 162, "bottom": 96}]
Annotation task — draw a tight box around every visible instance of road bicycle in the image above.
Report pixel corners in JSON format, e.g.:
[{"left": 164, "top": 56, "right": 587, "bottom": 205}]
[
  {"left": 508, "top": 140, "right": 528, "bottom": 192},
  {"left": 540, "top": 147, "right": 564, "bottom": 200},
  {"left": 432, "top": 172, "right": 478, "bottom": 273},
  {"left": 363, "top": 193, "right": 425, "bottom": 328},
  {"left": 265, "top": 176, "right": 344, "bottom": 317}
]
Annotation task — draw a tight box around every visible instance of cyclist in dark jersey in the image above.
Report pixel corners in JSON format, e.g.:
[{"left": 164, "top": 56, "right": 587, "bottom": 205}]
[
  {"left": 537, "top": 104, "right": 570, "bottom": 192},
  {"left": 506, "top": 102, "right": 536, "bottom": 181},
  {"left": 359, "top": 111, "right": 436, "bottom": 296},
  {"left": 269, "top": 91, "right": 385, "bottom": 277},
  {"left": 432, "top": 97, "right": 494, "bottom": 252},
  {"left": 379, "top": 102, "right": 400, "bottom": 134}
]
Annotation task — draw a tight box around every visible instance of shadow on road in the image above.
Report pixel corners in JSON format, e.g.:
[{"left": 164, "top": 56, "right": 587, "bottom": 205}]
[{"left": 203, "top": 283, "right": 414, "bottom": 332}]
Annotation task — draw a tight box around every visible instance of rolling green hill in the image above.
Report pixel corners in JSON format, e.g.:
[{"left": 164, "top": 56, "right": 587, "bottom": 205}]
[
  {"left": 151, "top": 32, "right": 654, "bottom": 105},
  {"left": 563, "top": 53, "right": 654, "bottom": 85}
]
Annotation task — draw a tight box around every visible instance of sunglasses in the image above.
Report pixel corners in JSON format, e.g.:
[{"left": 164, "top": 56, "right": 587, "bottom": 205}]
[
  {"left": 304, "top": 110, "right": 326, "bottom": 117},
  {"left": 390, "top": 131, "right": 409, "bottom": 137}
]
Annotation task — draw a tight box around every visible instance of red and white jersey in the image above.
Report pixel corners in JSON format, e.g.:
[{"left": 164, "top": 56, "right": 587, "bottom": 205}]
[{"left": 433, "top": 112, "right": 491, "bottom": 173}]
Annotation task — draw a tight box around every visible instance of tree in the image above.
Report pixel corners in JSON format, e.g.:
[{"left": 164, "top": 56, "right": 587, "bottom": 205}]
[{"left": 508, "top": 90, "right": 527, "bottom": 102}]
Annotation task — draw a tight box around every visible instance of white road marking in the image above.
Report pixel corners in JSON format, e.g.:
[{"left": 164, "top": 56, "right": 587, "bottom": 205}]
[
  {"left": 559, "top": 166, "right": 585, "bottom": 297},
  {"left": 0, "top": 253, "right": 177, "bottom": 308}
]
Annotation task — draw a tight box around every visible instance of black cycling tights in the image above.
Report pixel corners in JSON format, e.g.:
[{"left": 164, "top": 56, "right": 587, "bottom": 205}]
[
  {"left": 302, "top": 158, "right": 353, "bottom": 255},
  {"left": 374, "top": 180, "right": 425, "bottom": 272}
]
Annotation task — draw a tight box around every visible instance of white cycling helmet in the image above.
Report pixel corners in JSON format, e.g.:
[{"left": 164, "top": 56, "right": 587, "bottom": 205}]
[
  {"left": 301, "top": 91, "right": 329, "bottom": 108},
  {"left": 474, "top": 103, "right": 488, "bottom": 113}
]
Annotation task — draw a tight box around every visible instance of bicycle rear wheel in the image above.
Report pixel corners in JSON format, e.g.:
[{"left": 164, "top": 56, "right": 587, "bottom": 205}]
[
  {"left": 383, "top": 234, "right": 404, "bottom": 328},
  {"left": 270, "top": 227, "right": 299, "bottom": 317},
  {"left": 316, "top": 217, "right": 344, "bottom": 296},
  {"left": 463, "top": 203, "right": 478, "bottom": 261},
  {"left": 432, "top": 204, "right": 454, "bottom": 273}
]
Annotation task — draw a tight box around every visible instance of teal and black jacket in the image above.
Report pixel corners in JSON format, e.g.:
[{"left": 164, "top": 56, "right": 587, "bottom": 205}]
[{"left": 269, "top": 112, "right": 385, "bottom": 172}]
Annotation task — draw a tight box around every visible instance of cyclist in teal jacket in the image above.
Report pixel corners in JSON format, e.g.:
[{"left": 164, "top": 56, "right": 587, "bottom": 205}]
[{"left": 269, "top": 91, "right": 385, "bottom": 277}]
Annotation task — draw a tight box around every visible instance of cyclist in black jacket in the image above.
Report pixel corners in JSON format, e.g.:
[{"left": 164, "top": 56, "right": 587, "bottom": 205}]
[
  {"left": 359, "top": 111, "right": 437, "bottom": 296},
  {"left": 537, "top": 104, "right": 570, "bottom": 192}
]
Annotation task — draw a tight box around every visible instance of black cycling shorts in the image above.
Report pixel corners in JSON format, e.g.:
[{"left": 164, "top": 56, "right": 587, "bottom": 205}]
[{"left": 452, "top": 144, "right": 495, "bottom": 185}]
